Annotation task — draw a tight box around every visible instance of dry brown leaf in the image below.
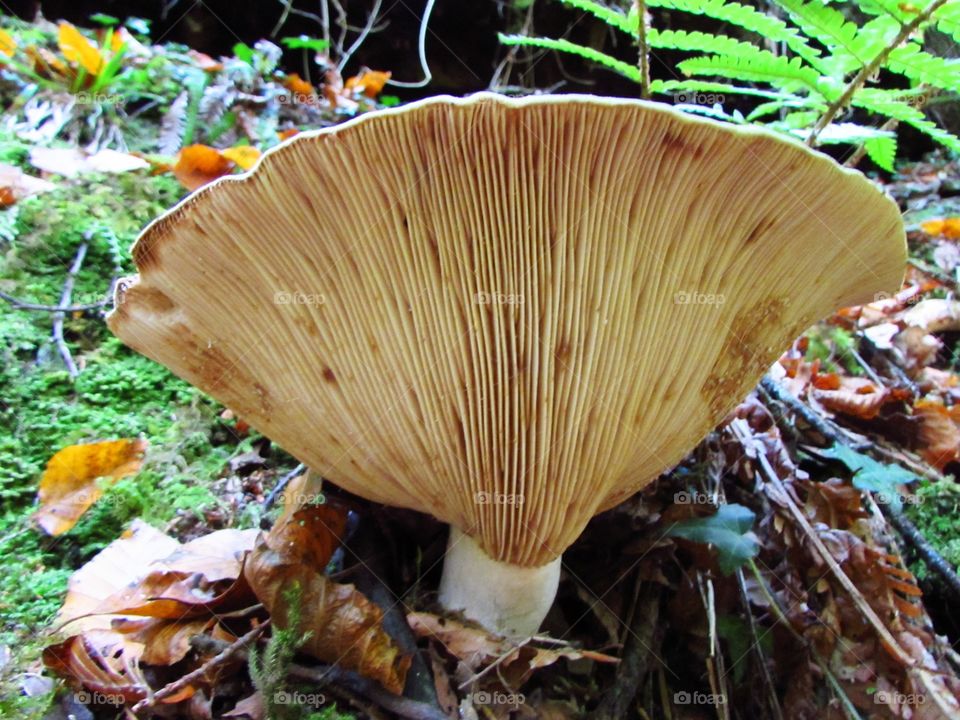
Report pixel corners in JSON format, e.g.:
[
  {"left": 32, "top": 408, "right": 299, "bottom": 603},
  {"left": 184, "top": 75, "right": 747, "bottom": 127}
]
[
  {"left": 902, "top": 298, "right": 960, "bottom": 333},
  {"left": 407, "top": 612, "right": 617, "bottom": 688},
  {"left": 29, "top": 147, "right": 149, "bottom": 178},
  {"left": 811, "top": 376, "right": 902, "bottom": 420},
  {"left": 244, "top": 501, "right": 409, "bottom": 693},
  {"left": 913, "top": 399, "right": 960, "bottom": 469},
  {"left": 43, "top": 629, "right": 148, "bottom": 704},
  {"left": 174, "top": 144, "right": 234, "bottom": 191},
  {"left": 223, "top": 692, "right": 265, "bottom": 719},
  {"left": 35, "top": 439, "right": 148, "bottom": 536}
]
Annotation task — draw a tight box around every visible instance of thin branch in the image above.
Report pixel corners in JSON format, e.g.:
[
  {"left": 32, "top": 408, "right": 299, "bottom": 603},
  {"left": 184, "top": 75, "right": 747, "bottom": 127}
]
[
  {"left": 338, "top": 0, "right": 385, "bottom": 72},
  {"left": 52, "top": 242, "right": 88, "bottom": 379},
  {"left": 807, "top": 0, "right": 950, "bottom": 146},
  {"left": 883, "top": 500, "right": 960, "bottom": 604},
  {"left": 0, "top": 290, "right": 108, "bottom": 313},
  {"left": 133, "top": 620, "right": 271, "bottom": 713}
]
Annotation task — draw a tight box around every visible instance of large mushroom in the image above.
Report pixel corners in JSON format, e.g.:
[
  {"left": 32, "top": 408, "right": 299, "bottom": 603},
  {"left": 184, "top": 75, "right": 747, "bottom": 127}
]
[{"left": 109, "top": 93, "right": 905, "bottom": 637}]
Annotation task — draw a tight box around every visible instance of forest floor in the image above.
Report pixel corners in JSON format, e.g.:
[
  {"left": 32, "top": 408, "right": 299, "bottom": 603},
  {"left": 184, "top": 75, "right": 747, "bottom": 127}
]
[{"left": 1, "top": 14, "right": 960, "bottom": 720}]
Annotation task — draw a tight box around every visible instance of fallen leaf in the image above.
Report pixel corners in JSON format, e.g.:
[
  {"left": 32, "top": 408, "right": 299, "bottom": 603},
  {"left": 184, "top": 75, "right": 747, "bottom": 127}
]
[
  {"left": 0, "top": 28, "right": 16, "bottom": 57},
  {"left": 35, "top": 439, "right": 148, "bottom": 536},
  {"left": 902, "top": 298, "right": 960, "bottom": 333},
  {"left": 913, "top": 399, "right": 960, "bottom": 469},
  {"left": 223, "top": 692, "right": 265, "bottom": 719},
  {"left": 58, "top": 22, "right": 103, "bottom": 76},
  {"left": 174, "top": 144, "right": 234, "bottom": 191},
  {"left": 29, "top": 147, "right": 148, "bottom": 178},
  {"left": 85, "top": 149, "right": 150, "bottom": 174},
  {"left": 407, "top": 612, "right": 616, "bottom": 688},
  {"left": 188, "top": 49, "right": 223, "bottom": 72},
  {"left": 921, "top": 217, "right": 960, "bottom": 239},
  {"left": 0, "top": 163, "right": 55, "bottom": 206},
  {"left": 43, "top": 629, "right": 148, "bottom": 704},
  {"left": 244, "top": 501, "right": 409, "bottom": 693},
  {"left": 283, "top": 73, "right": 315, "bottom": 98},
  {"left": 344, "top": 69, "right": 391, "bottom": 98},
  {"left": 277, "top": 128, "right": 300, "bottom": 142},
  {"left": 221, "top": 146, "right": 261, "bottom": 171}
]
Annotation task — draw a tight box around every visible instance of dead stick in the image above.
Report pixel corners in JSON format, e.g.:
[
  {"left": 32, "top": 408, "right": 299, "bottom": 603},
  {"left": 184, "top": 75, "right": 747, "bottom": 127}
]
[
  {"left": 0, "top": 289, "right": 108, "bottom": 313},
  {"left": 594, "top": 580, "right": 662, "bottom": 720},
  {"left": 883, "top": 501, "right": 960, "bottom": 602},
  {"left": 52, "top": 242, "right": 88, "bottom": 379},
  {"left": 132, "top": 620, "right": 270, "bottom": 713}
]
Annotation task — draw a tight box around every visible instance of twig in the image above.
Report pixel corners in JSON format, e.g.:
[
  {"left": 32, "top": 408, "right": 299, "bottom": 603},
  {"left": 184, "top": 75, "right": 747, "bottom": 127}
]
[
  {"left": 53, "top": 242, "right": 88, "bottom": 379},
  {"left": 338, "top": 0, "right": 385, "bottom": 72},
  {"left": 735, "top": 567, "right": 783, "bottom": 720},
  {"left": 132, "top": 620, "right": 270, "bottom": 713},
  {"left": 882, "top": 501, "right": 960, "bottom": 603},
  {"left": 0, "top": 289, "right": 108, "bottom": 313},
  {"left": 289, "top": 663, "right": 448, "bottom": 720},
  {"left": 263, "top": 463, "right": 306, "bottom": 509},
  {"left": 634, "top": 0, "right": 651, "bottom": 99},
  {"left": 807, "top": 0, "right": 951, "bottom": 146},
  {"left": 759, "top": 376, "right": 868, "bottom": 450},
  {"left": 733, "top": 421, "right": 916, "bottom": 667},
  {"left": 594, "top": 580, "right": 662, "bottom": 720}
]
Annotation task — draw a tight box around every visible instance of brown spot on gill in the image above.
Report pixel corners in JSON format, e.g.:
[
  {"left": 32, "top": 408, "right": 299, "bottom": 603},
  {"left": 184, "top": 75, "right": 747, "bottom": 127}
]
[
  {"left": 744, "top": 216, "right": 777, "bottom": 248},
  {"left": 660, "top": 130, "right": 705, "bottom": 160},
  {"left": 701, "top": 297, "right": 788, "bottom": 417},
  {"left": 322, "top": 366, "right": 337, "bottom": 384}
]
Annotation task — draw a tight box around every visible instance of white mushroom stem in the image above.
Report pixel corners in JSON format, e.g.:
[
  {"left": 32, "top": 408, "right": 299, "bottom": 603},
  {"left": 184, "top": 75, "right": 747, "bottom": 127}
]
[{"left": 438, "top": 526, "right": 561, "bottom": 637}]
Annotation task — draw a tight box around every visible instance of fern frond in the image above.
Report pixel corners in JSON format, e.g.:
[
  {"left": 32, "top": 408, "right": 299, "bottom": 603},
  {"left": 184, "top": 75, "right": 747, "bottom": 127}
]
[
  {"left": 678, "top": 52, "right": 825, "bottom": 94},
  {"left": 853, "top": 91, "right": 960, "bottom": 153},
  {"left": 557, "top": 0, "right": 633, "bottom": 33},
  {"left": 864, "top": 135, "right": 897, "bottom": 171},
  {"left": 886, "top": 43, "right": 960, "bottom": 93},
  {"left": 644, "top": 0, "right": 824, "bottom": 68},
  {"left": 934, "top": 1, "right": 960, "bottom": 44},
  {"left": 650, "top": 78, "right": 802, "bottom": 100},
  {"left": 498, "top": 34, "right": 642, "bottom": 81},
  {"left": 746, "top": 96, "right": 827, "bottom": 121},
  {"left": 648, "top": 28, "right": 766, "bottom": 59},
  {"left": 773, "top": 0, "right": 870, "bottom": 72}
]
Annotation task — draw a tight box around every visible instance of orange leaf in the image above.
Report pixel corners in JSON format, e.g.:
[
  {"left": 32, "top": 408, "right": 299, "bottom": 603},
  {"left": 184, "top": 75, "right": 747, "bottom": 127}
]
[
  {"left": 344, "top": 69, "right": 391, "bottom": 98},
  {"left": 43, "top": 630, "right": 148, "bottom": 704},
  {"left": 221, "top": 145, "right": 261, "bottom": 171},
  {"left": 0, "top": 28, "right": 16, "bottom": 57},
  {"left": 35, "top": 439, "right": 148, "bottom": 536},
  {"left": 277, "top": 128, "right": 300, "bottom": 142},
  {"left": 173, "top": 145, "right": 234, "bottom": 191},
  {"left": 921, "top": 217, "right": 960, "bottom": 240},
  {"left": 58, "top": 22, "right": 103, "bottom": 76},
  {"left": 913, "top": 400, "right": 960, "bottom": 469},
  {"left": 283, "top": 72, "right": 315, "bottom": 99}
]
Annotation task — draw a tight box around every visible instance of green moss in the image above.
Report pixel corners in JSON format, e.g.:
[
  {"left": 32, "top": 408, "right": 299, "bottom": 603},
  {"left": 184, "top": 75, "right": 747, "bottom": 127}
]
[{"left": 906, "top": 480, "right": 960, "bottom": 581}]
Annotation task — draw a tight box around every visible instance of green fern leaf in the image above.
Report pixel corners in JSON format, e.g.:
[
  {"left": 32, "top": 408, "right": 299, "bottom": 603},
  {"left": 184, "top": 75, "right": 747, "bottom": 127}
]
[
  {"left": 865, "top": 135, "right": 897, "bottom": 172},
  {"left": 773, "top": 0, "right": 870, "bottom": 73},
  {"left": 648, "top": 28, "right": 768, "bottom": 59},
  {"left": 645, "top": 0, "right": 824, "bottom": 68},
  {"left": 853, "top": 91, "right": 960, "bottom": 153},
  {"left": 887, "top": 43, "right": 960, "bottom": 93},
  {"left": 497, "top": 34, "right": 641, "bottom": 81},
  {"left": 678, "top": 52, "right": 825, "bottom": 94},
  {"left": 650, "top": 78, "right": 802, "bottom": 101},
  {"left": 557, "top": 0, "right": 633, "bottom": 34},
  {"left": 934, "top": 1, "right": 960, "bottom": 45}
]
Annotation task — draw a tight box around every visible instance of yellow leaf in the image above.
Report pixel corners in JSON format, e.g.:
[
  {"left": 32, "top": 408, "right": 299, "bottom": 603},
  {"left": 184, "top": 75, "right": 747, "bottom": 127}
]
[
  {"left": 921, "top": 217, "right": 960, "bottom": 240},
  {"left": 35, "top": 439, "right": 148, "bottom": 535},
  {"left": 173, "top": 144, "right": 233, "bottom": 191},
  {"left": 221, "top": 145, "right": 262, "bottom": 171},
  {"left": 58, "top": 22, "right": 103, "bottom": 76},
  {"left": 0, "top": 28, "right": 16, "bottom": 57}
]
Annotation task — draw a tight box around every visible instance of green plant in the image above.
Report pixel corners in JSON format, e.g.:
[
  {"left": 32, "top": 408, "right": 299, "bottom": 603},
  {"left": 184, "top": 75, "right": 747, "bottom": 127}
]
[{"left": 500, "top": 0, "right": 960, "bottom": 169}]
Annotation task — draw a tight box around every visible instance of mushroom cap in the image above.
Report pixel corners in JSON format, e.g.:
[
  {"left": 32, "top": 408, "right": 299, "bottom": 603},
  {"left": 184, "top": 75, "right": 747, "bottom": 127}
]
[{"left": 109, "top": 93, "right": 905, "bottom": 567}]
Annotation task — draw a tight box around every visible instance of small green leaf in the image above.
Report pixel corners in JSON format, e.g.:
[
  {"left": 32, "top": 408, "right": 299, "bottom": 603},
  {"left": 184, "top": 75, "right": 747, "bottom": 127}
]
[
  {"left": 233, "top": 42, "right": 254, "bottom": 64},
  {"left": 281, "top": 35, "right": 330, "bottom": 52},
  {"left": 667, "top": 504, "right": 759, "bottom": 574},
  {"left": 818, "top": 444, "right": 918, "bottom": 509}
]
